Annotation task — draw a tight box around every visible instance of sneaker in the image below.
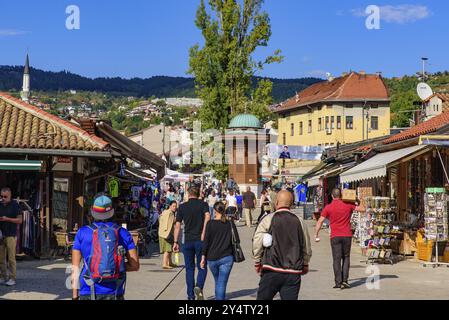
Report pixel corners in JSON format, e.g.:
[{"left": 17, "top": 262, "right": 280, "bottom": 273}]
[
  {"left": 333, "top": 284, "right": 341, "bottom": 289},
  {"left": 194, "top": 286, "right": 204, "bottom": 300},
  {"left": 5, "top": 279, "right": 16, "bottom": 286},
  {"left": 341, "top": 282, "right": 351, "bottom": 289}
]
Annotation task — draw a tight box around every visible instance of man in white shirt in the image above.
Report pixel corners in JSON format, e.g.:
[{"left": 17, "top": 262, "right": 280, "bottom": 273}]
[
  {"left": 225, "top": 190, "right": 238, "bottom": 219},
  {"left": 207, "top": 190, "right": 219, "bottom": 219}
]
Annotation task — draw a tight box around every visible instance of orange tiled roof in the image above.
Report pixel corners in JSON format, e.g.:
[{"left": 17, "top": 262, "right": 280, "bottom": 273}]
[
  {"left": 0, "top": 93, "right": 109, "bottom": 151},
  {"left": 383, "top": 111, "right": 449, "bottom": 145},
  {"left": 274, "top": 72, "right": 390, "bottom": 113}
]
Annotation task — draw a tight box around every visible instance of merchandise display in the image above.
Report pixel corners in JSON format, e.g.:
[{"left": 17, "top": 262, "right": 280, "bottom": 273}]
[
  {"left": 421, "top": 188, "right": 449, "bottom": 267},
  {"left": 362, "top": 197, "right": 398, "bottom": 265},
  {"left": 423, "top": 189, "right": 448, "bottom": 242}
]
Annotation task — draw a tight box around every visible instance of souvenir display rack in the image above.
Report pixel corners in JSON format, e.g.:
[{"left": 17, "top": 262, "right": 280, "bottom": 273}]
[
  {"left": 422, "top": 188, "right": 449, "bottom": 268},
  {"left": 363, "top": 197, "right": 398, "bottom": 265}
]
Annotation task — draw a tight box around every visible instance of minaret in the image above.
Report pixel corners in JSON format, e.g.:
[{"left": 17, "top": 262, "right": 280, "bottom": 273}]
[{"left": 21, "top": 53, "right": 30, "bottom": 102}]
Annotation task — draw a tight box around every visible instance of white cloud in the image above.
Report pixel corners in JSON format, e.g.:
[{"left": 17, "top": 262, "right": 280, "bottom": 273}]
[
  {"left": 350, "top": 4, "right": 430, "bottom": 24},
  {"left": 0, "top": 29, "right": 29, "bottom": 37}
]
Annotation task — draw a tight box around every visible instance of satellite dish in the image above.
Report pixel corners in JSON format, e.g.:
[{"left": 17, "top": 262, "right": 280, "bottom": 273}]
[{"left": 417, "top": 82, "right": 433, "bottom": 101}]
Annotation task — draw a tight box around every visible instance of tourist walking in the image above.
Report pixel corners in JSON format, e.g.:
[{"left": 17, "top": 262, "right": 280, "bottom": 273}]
[
  {"left": 236, "top": 191, "right": 243, "bottom": 222},
  {"left": 200, "top": 202, "right": 240, "bottom": 300},
  {"left": 257, "top": 189, "right": 271, "bottom": 223},
  {"left": 242, "top": 186, "right": 256, "bottom": 228},
  {"left": 173, "top": 186, "right": 210, "bottom": 300},
  {"left": 158, "top": 200, "right": 177, "bottom": 269},
  {"left": 71, "top": 194, "right": 140, "bottom": 300},
  {"left": 0, "top": 187, "right": 22, "bottom": 286},
  {"left": 315, "top": 188, "right": 365, "bottom": 290},
  {"left": 225, "top": 189, "right": 238, "bottom": 220},
  {"left": 253, "top": 190, "right": 312, "bottom": 300},
  {"left": 207, "top": 190, "right": 219, "bottom": 219}
]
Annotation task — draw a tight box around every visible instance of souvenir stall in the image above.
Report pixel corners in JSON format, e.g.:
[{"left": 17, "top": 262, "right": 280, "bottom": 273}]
[{"left": 0, "top": 163, "right": 41, "bottom": 257}]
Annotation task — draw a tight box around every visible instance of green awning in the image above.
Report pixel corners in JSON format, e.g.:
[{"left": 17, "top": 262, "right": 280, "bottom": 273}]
[{"left": 0, "top": 160, "right": 42, "bottom": 171}]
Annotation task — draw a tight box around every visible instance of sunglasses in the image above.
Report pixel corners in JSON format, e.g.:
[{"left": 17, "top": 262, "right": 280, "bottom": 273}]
[{"left": 1, "top": 195, "right": 9, "bottom": 199}]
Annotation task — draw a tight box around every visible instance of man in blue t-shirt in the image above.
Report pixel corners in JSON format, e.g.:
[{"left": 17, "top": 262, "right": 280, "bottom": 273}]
[{"left": 71, "top": 195, "right": 139, "bottom": 300}]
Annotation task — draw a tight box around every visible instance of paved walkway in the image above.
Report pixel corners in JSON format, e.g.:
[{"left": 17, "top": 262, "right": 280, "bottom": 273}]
[{"left": 1, "top": 217, "right": 449, "bottom": 300}]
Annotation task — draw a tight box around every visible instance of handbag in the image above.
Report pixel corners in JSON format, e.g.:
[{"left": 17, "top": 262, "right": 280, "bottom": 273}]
[{"left": 230, "top": 221, "right": 245, "bottom": 263}]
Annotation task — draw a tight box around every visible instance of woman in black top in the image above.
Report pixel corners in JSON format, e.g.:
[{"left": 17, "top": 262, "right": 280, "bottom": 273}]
[{"left": 200, "top": 202, "right": 240, "bottom": 300}]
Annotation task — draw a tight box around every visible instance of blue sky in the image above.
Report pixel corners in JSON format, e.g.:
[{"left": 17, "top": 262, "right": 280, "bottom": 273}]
[{"left": 0, "top": 0, "right": 446, "bottom": 79}]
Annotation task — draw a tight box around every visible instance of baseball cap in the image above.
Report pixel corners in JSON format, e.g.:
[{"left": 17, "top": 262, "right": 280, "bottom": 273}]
[{"left": 91, "top": 194, "right": 114, "bottom": 221}]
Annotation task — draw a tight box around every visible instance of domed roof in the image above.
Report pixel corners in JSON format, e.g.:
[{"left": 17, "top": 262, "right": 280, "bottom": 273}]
[{"left": 229, "top": 114, "right": 262, "bottom": 129}]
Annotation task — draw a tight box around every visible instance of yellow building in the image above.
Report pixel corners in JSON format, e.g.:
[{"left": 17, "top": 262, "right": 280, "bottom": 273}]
[{"left": 274, "top": 72, "right": 390, "bottom": 148}]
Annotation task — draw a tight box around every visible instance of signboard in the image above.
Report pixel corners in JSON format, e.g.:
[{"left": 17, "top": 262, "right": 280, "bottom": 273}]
[
  {"left": 266, "top": 144, "right": 324, "bottom": 161},
  {"left": 53, "top": 157, "right": 73, "bottom": 172}
]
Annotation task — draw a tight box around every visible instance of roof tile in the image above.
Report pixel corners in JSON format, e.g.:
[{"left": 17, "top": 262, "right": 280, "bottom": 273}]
[
  {"left": 383, "top": 111, "right": 449, "bottom": 144},
  {"left": 274, "top": 72, "right": 390, "bottom": 113},
  {"left": 0, "top": 93, "right": 109, "bottom": 152}
]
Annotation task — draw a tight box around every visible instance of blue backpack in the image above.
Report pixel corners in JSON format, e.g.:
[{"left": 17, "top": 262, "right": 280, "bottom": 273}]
[{"left": 83, "top": 223, "right": 126, "bottom": 299}]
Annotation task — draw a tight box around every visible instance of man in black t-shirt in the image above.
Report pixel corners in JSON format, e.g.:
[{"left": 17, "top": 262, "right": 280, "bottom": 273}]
[
  {"left": 173, "top": 186, "right": 210, "bottom": 300},
  {"left": 0, "top": 187, "right": 22, "bottom": 286}
]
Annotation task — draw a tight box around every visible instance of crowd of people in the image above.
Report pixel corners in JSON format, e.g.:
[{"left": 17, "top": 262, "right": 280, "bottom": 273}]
[{"left": 1, "top": 175, "right": 362, "bottom": 301}]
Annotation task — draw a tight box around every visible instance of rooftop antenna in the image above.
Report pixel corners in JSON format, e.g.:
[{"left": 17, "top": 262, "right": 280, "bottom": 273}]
[
  {"left": 417, "top": 57, "right": 433, "bottom": 122},
  {"left": 421, "top": 57, "right": 429, "bottom": 81}
]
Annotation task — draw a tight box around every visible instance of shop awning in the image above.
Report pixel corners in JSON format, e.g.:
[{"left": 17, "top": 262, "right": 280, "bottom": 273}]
[
  {"left": 96, "top": 122, "right": 166, "bottom": 179},
  {"left": 0, "top": 160, "right": 42, "bottom": 171},
  {"left": 340, "top": 145, "right": 429, "bottom": 184},
  {"left": 306, "top": 163, "right": 356, "bottom": 187},
  {"left": 419, "top": 135, "right": 449, "bottom": 147}
]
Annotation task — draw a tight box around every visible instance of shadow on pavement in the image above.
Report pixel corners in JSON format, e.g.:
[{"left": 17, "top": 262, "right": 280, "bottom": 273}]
[
  {"left": 226, "top": 288, "right": 258, "bottom": 300},
  {"left": 349, "top": 275, "right": 399, "bottom": 288}
]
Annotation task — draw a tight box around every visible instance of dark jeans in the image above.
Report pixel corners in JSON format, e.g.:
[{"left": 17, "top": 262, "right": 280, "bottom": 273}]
[
  {"left": 182, "top": 240, "right": 208, "bottom": 300},
  {"left": 79, "top": 295, "right": 124, "bottom": 300},
  {"left": 208, "top": 255, "right": 234, "bottom": 300},
  {"left": 237, "top": 204, "right": 243, "bottom": 219},
  {"left": 257, "top": 271, "right": 301, "bottom": 300},
  {"left": 331, "top": 236, "right": 352, "bottom": 285}
]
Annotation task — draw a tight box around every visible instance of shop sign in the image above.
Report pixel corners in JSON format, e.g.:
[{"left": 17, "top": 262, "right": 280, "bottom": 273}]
[{"left": 53, "top": 157, "right": 73, "bottom": 172}]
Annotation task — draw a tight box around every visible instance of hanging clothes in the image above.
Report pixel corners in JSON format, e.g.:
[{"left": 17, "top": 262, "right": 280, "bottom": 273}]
[
  {"left": 108, "top": 177, "right": 120, "bottom": 198},
  {"left": 295, "top": 183, "right": 308, "bottom": 204}
]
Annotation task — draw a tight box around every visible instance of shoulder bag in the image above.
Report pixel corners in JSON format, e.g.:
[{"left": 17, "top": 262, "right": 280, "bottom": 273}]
[{"left": 230, "top": 221, "right": 245, "bottom": 263}]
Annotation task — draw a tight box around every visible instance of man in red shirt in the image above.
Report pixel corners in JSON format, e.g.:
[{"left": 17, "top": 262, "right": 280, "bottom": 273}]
[{"left": 314, "top": 188, "right": 364, "bottom": 290}]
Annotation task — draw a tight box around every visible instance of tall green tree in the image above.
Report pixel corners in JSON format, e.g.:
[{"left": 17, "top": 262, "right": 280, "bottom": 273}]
[{"left": 188, "top": 0, "right": 283, "bottom": 130}]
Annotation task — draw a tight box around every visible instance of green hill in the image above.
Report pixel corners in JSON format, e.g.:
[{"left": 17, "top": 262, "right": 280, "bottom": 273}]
[{"left": 0, "top": 65, "right": 323, "bottom": 103}]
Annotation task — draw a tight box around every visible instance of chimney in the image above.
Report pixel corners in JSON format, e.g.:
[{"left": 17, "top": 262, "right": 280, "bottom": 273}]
[
  {"left": 376, "top": 71, "right": 382, "bottom": 77},
  {"left": 342, "top": 72, "right": 348, "bottom": 77},
  {"left": 359, "top": 70, "right": 366, "bottom": 75}
]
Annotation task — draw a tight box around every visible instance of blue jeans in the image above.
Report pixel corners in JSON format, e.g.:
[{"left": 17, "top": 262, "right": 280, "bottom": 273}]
[
  {"left": 208, "top": 255, "right": 234, "bottom": 300},
  {"left": 209, "top": 206, "right": 215, "bottom": 219},
  {"left": 182, "top": 241, "right": 208, "bottom": 300}
]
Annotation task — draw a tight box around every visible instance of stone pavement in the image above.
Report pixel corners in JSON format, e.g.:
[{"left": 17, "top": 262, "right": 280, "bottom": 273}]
[{"left": 1, "top": 216, "right": 449, "bottom": 300}]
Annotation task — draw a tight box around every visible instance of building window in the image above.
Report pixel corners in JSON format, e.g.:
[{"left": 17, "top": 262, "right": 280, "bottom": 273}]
[
  {"left": 283, "top": 133, "right": 286, "bottom": 145},
  {"left": 299, "top": 122, "right": 303, "bottom": 135},
  {"left": 291, "top": 123, "right": 294, "bottom": 136},
  {"left": 346, "top": 116, "right": 353, "bottom": 129},
  {"left": 331, "top": 116, "right": 335, "bottom": 129},
  {"left": 337, "top": 116, "right": 341, "bottom": 129},
  {"left": 371, "top": 116, "right": 379, "bottom": 130},
  {"left": 318, "top": 118, "right": 322, "bottom": 131},
  {"left": 325, "top": 116, "right": 329, "bottom": 129},
  {"left": 308, "top": 120, "right": 312, "bottom": 133}
]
